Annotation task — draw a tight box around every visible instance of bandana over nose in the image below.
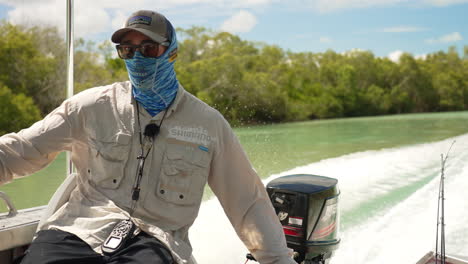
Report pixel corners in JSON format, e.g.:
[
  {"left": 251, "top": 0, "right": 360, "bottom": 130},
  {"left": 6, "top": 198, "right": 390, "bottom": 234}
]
[{"left": 125, "top": 26, "right": 179, "bottom": 116}]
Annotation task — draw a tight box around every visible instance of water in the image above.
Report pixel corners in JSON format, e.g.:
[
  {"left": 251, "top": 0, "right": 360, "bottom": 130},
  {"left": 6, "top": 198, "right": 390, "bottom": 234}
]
[
  {"left": 189, "top": 133, "right": 468, "bottom": 264},
  {"left": 3, "top": 111, "right": 468, "bottom": 210},
  {"left": 237, "top": 111, "right": 468, "bottom": 178},
  {"left": 0, "top": 153, "right": 66, "bottom": 212},
  {"left": 1, "top": 112, "right": 468, "bottom": 262}
]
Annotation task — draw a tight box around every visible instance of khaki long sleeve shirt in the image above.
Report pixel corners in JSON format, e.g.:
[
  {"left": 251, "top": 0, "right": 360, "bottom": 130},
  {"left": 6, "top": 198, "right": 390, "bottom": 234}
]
[{"left": 0, "top": 82, "right": 295, "bottom": 264}]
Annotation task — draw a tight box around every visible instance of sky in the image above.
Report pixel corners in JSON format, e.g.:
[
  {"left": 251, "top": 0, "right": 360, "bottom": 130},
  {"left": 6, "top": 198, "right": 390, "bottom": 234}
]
[{"left": 0, "top": 0, "right": 467, "bottom": 61}]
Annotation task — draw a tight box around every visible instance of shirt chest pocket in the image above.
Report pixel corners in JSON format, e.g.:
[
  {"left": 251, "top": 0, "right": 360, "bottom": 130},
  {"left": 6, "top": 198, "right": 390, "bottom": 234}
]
[
  {"left": 156, "top": 143, "right": 211, "bottom": 206},
  {"left": 87, "top": 133, "right": 131, "bottom": 189}
]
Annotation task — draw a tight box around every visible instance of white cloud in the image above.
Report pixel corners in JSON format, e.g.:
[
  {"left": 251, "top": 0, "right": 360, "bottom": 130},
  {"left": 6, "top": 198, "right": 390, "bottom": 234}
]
[
  {"left": 1, "top": 0, "right": 267, "bottom": 39},
  {"left": 382, "top": 26, "right": 428, "bottom": 33},
  {"left": 111, "top": 10, "right": 129, "bottom": 32},
  {"left": 342, "top": 48, "right": 367, "bottom": 57},
  {"left": 319, "top": 36, "right": 333, "bottom": 43},
  {"left": 4, "top": 0, "right": 113, "bottom": 38},
  {"left": 1, "top": 0, "right": 466, "bottom": 40},
  {"left": 75, "top": 1, "right": 112, "bottom": 37},
  {"left": 1, "top": 0, "right": 194, "bottom": 39},
  {"left": 305, "top": 0, "right": 468, "bottom": 12},
  {"left": 311, "top": 0, "right": 408, "bottom": 13},
  {"left": 7, "top": 0, "right": 65, "bottom": 30},
  {"left": 388, "top": 50, "right": 404, "bottom": 62},
  {"left": 422, "top": 0, "right": 468, "bottom": 6},
  {"left": 220, "top": 10, "right": 257, "bottom": 33},
  {"left": 0, "top": 0, "right": 55, "bottom": 5},
  {"left": 239, "top": 0, "right": 271, "bottom": 4},
  {"left": 387, "top": 50, "right": 426, "bottom": 62},
  {"left": 415, "top": 53, "right": 427, "bottom": 60},
  {"left": 232, "top": 0, "right": 273, "bottom": 7},
  {"left": 425, "top": 32, "right": 463, "bottom": 44}
]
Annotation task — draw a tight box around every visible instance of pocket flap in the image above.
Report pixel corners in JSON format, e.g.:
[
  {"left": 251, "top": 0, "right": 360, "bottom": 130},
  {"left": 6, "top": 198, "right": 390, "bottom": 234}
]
[
  {"left": 115, "top": 132, "right": 131, "bottom": 144},
  {"left": 166, "top": 146, "right": 184, "bottom": 160},
  {"left": 88, "top": 132, "right": 131, "bottom": 162}
]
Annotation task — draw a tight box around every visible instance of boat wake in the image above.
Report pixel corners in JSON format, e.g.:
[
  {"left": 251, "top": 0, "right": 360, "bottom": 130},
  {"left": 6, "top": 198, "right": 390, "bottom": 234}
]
[{"left": 190, "top": 133, "right": 468, "bottom": 264}]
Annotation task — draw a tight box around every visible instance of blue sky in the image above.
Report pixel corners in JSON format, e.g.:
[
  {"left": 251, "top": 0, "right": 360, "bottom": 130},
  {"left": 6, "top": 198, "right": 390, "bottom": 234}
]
[{"left": 0, "top": 0, "right": 466, "bottom": 60}]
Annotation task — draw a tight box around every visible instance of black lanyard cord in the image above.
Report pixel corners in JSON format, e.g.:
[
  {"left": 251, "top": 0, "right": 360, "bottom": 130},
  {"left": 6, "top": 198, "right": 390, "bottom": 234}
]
[{"left": 129, "top": 101, "right": 173, "bottom": 215}]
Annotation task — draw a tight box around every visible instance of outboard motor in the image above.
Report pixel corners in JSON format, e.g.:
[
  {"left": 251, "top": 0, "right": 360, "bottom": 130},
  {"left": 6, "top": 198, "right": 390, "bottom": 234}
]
[{"left": 267, "top": 174, "right": 340, "bottom": 264}]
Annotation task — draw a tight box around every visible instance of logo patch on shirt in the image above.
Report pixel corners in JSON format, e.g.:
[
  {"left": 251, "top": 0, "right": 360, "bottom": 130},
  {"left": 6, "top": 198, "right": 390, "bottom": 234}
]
[
  {"left": 169, "top": 126, "right": 216, "bottom": 146},
  {"left": 128, "top": 15, "right": 152, "bottom": 26}
]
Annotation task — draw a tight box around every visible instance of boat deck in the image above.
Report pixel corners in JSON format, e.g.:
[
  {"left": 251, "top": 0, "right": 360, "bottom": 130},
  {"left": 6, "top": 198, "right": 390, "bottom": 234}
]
[
  {"left": 417, "top": 251, "right": 468, "bottom": 264},
  {"left": 0, "top": 206, "right": 45, "bottom": 252}
]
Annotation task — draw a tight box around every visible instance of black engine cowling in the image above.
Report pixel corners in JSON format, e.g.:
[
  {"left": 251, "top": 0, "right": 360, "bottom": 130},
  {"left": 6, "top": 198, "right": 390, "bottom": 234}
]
[{"left": 266, "top": 174, "right": 340, "bottom": 264}]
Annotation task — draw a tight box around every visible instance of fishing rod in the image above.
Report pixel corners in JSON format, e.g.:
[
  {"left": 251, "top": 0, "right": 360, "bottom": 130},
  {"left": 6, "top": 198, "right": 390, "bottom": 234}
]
[
  {"left": 435, "top": 140, "right": 455, "bottom": 264},
  {"left": 66, "top": 0, "right": 74, "bottom": 175}
]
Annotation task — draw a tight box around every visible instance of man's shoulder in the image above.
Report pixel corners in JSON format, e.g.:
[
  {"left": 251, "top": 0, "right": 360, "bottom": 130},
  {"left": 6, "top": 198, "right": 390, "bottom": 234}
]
[
  {"left": 69, "top": 81, "right": 131, "bottom": 107},
  {"left": 74, "top": 81, "right": 130, "bottom": 98},
  {"left": 179, "top": 89, "right": 234, "bottom": 137},
  {"left": 181, "top": 89, "right": 223, "bottom": 120}
]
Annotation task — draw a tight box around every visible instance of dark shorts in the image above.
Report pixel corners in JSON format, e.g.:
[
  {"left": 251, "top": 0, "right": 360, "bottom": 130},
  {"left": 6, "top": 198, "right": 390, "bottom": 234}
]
[{"left": 16, "top": 229, "right": 174, "bottom": 264}]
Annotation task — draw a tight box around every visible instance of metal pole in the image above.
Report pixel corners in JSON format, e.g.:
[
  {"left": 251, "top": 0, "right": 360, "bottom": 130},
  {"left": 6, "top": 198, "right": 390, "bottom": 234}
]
[
  {"left": 66, "top": 0, "right": 74, "bottom": 176},
  {"left": 435, "top": 154, "right": 442, "bottom": 264},
  {"left": 441, "top": 155, "right": 446, "bottom": 264}
]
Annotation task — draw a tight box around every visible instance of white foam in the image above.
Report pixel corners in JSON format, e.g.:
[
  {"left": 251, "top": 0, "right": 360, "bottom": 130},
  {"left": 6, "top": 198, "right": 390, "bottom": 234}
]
[{"left": 189, "top": 133, "right": 468, "bottom": 264}]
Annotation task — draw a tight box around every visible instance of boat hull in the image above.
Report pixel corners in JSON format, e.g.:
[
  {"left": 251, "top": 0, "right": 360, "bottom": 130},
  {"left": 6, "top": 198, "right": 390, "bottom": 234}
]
[{"left": 417, "top": 251, "right": 468, "bottom": 264}]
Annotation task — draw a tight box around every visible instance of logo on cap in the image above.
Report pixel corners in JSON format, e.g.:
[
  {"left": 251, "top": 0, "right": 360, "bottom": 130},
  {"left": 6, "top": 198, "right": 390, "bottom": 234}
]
[{"left": 128, "top": 15, "right": 152, "bottom": 26}]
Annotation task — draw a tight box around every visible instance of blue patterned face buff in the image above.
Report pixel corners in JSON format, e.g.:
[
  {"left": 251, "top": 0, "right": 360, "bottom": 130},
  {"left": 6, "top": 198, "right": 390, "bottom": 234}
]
[{"left": 125, "top": 24, "right": 179, "bottom": 116}]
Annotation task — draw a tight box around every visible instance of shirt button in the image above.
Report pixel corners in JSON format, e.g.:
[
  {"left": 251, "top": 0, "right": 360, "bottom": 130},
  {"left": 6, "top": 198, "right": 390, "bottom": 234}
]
[
  {"left": 113, "top": 179, "right": 117, "bottom": 184},
  {"left": 160, "top": 190, "right": 165, "bottom": 194},
  {"left": 179, "top": 194, "right": 184, "bottom": 199}
]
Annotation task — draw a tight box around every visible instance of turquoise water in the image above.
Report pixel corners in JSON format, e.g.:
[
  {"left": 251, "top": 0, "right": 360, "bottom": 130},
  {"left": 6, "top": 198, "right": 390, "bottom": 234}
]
[
  {"left": 191, "top": 115, "right": 468, "bottom": 264},
  {"left": 1, "top": 111, "right": 468, "bottom": 212},
  {"left": 238, "top": 111, "right": 468, "bottom": 178}
]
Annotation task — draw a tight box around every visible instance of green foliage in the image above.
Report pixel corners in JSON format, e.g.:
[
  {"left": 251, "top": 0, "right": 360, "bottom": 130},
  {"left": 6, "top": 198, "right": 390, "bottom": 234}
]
[
  {"left": 74, "top": 39, "right": 113, "bottom": 93},
  {"left": 0, "top": 22, "right": 467, "bottom": 128},
  {"left": 98, "top": 40, "right": 128, "bottom": 82},
  {"left": 0, "top": 22, "right": 124, "bottom": 133},
  {"left": 0, "top": 22, "right": 66, "bottom": 114},
  {"left": 175, "top": 27, "right": 467, "bottom": 125},
  {"left": 0, "top": 84, "right": 41, "bottom": 135}
]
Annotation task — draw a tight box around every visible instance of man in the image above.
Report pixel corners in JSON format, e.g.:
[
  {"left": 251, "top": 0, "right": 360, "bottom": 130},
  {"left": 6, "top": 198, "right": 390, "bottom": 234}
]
[{"left": 0, "top": 10, "right": 295, "bottom": 264}]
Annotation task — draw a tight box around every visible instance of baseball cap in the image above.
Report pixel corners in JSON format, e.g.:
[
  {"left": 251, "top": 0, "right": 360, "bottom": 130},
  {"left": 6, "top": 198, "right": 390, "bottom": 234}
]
[{"left": 111, "top": 10, "right": 171, "bottom": 45}]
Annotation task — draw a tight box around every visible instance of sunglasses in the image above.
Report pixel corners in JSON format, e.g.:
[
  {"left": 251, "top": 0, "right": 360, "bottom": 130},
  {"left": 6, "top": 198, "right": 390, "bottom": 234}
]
[{"left": 116, "top": 41, "right": 164, "bottom": 59}]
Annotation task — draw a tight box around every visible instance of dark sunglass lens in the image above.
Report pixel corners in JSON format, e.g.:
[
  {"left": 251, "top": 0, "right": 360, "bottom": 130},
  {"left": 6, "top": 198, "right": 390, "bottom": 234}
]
[
  {"left": 141, "top": 43, "right": 159, "bottom": 58},
  {"left": 117, "top": 45, "right": 135, "bottom": 59}
]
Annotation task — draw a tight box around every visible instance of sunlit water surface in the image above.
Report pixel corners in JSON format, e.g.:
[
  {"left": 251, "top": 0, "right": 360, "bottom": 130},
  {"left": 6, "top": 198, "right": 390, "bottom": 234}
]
[
  {"left": 190, "top": 133, "right": 468, "bottom": 264},
  {"left": 2, "top": 112, "right": 468, "bottom": 263}
]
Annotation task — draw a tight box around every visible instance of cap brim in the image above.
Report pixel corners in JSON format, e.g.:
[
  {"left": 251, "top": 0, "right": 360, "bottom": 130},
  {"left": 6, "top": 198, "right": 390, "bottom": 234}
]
[{"left": 111, "top": 27, "right": 167, "bottom": 44}]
